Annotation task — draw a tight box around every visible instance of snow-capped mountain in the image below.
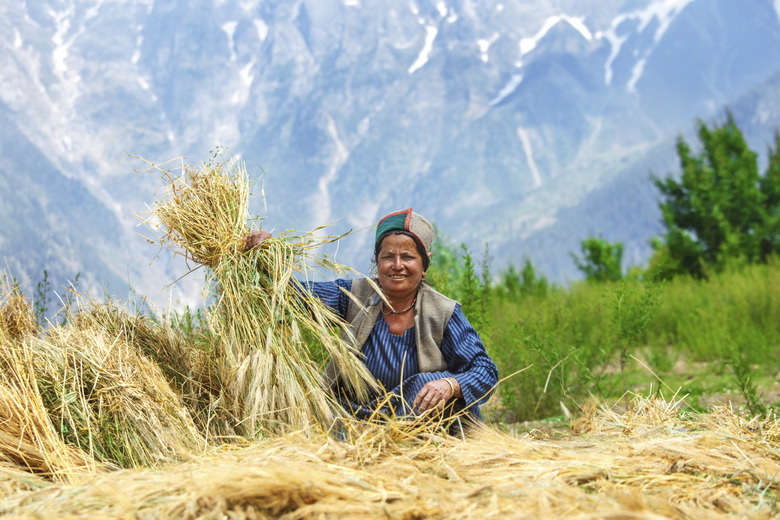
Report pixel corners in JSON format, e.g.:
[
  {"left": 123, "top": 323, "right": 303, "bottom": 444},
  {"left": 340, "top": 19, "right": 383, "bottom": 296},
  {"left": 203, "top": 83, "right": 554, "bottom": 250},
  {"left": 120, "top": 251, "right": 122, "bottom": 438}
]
[{"left": 3, "top": 0, "right": 780, "bottom": 308}]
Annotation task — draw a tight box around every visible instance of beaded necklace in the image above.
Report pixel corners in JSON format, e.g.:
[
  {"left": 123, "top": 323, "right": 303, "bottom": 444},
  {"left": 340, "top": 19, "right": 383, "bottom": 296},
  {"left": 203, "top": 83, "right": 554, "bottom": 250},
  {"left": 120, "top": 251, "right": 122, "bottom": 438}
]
[{"left": 381, "top": 297, "right": 417, "bottom": 315}]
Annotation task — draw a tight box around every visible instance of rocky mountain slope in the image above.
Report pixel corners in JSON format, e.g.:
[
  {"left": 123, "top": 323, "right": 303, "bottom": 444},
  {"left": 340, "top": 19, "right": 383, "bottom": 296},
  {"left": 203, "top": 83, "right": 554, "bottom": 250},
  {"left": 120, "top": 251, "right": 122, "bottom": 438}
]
[{"left": 2, "top": 0, "right": 780, "bottom": 307}]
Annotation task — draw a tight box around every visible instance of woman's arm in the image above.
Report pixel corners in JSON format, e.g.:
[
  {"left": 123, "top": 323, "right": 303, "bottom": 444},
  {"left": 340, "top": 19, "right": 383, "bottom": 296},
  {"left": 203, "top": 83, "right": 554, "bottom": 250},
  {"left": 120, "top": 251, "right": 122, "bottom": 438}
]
[
  {"left": 293, "top": 279, "right": 354, "bottom": 319},
  {"left": 413, "top": 304, "right": 499, "bottom": 413},
  {"left": 245, "top": 230, "right": 354, "bottom": 317}
]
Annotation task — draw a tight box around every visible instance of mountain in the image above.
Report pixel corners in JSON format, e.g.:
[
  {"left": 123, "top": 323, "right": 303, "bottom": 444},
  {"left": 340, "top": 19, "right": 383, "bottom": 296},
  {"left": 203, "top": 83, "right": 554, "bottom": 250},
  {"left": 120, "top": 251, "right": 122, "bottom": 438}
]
[
  {"left": 0, "top": 100, "right": 129, "bottom": 303},
  {"left": 2, "top": 0, "right": 780, "bottom": 308}
]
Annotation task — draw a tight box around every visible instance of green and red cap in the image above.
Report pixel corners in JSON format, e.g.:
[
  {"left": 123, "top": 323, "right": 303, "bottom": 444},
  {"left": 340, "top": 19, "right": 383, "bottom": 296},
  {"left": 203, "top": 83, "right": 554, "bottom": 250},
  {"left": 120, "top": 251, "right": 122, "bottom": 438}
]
[{"left": 375, "top": 208, "right": 434, "bottom": 258}]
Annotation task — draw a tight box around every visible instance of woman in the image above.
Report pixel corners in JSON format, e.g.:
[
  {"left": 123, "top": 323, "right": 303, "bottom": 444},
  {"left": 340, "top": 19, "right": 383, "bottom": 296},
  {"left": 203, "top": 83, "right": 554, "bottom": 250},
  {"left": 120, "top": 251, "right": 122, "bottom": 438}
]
[{"left": 245, "top": 208, "right": 498, "bottom": 426}]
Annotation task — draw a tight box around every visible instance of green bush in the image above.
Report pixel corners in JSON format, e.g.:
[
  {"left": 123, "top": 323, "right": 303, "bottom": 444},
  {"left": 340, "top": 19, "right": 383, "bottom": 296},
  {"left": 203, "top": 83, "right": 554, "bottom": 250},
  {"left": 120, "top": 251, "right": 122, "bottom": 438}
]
[{"left": 478, "top": 257, "right": 779, "bottom": 421}]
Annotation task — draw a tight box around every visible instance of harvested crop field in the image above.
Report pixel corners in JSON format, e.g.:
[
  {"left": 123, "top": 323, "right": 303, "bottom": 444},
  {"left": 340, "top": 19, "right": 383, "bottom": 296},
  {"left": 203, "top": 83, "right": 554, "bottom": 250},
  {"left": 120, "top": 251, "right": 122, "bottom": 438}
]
[
  {"left": 1, "top": 398, "right": 779, "bottom": 519},
  {"left": 1, "top": 160, "right": 777, "bottom": 519}
]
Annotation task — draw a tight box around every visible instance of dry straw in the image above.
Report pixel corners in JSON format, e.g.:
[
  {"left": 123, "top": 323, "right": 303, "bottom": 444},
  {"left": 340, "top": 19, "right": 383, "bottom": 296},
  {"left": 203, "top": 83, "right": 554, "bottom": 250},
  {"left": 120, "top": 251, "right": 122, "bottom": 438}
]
[
  {"left": 0, "top": 284, "right": 96, "bottom": 483},
  {"left": 75, "top": 302, "right": 222, "bottom": 440},
  {"left": 5, "top": 156, "right": 780, "bottom": 517},
  {"left": 140, "top": 158, "right": 376, "bottom": 437},
  {"left": 25, "top": 320, "right": 203, "bottom": 468},
  {"left": 1, "top": 277, "right": 204, "bottom": 472},
  {"left": 0, "top": 343, "right": 97, "bottom": 484},
  {"left": 2, "top": 395, "right": 779, "bottom": 519},
  {"left": 0, "top": 290, "right": 36, "bottom": 343}
]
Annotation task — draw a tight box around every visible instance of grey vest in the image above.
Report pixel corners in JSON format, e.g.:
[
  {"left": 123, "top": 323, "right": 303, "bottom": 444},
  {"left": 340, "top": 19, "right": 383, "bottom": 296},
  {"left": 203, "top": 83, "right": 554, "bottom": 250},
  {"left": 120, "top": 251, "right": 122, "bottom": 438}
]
[{"left": 324, "top": 278, "right": 458, "bottom": 389}]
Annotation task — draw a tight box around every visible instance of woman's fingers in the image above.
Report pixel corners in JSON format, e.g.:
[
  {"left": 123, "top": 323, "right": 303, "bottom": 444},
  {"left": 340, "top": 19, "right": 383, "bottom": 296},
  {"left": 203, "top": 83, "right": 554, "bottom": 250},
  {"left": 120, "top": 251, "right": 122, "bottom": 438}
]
[
  {"left": 244, "top": 230, "right": 272, "bottom": 250},
  {"left": 413, "top": 379, "right": 452, "bottom": 413}
]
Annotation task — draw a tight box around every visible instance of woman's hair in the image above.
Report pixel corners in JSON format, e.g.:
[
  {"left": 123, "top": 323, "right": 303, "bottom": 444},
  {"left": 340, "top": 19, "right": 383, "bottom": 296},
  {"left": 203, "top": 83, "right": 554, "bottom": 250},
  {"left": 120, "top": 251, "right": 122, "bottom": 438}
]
[{"left": 372, "top": 230, "right": 431, "bottom": 271}]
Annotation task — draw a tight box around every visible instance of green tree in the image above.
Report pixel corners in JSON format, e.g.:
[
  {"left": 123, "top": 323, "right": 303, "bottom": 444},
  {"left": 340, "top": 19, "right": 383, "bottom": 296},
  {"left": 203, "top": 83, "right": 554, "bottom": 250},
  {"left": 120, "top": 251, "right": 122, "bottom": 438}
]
[
  {"left": 426, "top": 236, "right": 491, "bottom": 332},
  {"left": 571, "top": 237, "right": 624, "bottom": 282},
  {"left": 652, "top": 113, "right": 780, "bottom": 278},
  {"left": 759, "top": 130, "right": 780, "bottom": 258},
  {"left": 497, "top": 259, "right": 549, "bottom": 300}
]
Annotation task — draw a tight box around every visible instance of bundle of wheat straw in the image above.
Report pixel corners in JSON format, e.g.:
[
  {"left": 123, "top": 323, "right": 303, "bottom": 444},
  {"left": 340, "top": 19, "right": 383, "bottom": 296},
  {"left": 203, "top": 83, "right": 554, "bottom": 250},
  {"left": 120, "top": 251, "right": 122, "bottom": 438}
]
[
  {"left": 0, "top": 341, "right": 97, "bottom": 483},
  {"left": 75, "top": 302, "right": 227, "bottom": 439},
  {"left": 145, "top": 159, "right": 376, "bottom": 436},
  {"left": 0, "top": 285, "right": 94, "bottom": 483},
  {"left": 26, "top": 323, "right": 204, "bottom": 468},
  {"left": 0, "top": 463, "right": 51, "bottom": 502}
]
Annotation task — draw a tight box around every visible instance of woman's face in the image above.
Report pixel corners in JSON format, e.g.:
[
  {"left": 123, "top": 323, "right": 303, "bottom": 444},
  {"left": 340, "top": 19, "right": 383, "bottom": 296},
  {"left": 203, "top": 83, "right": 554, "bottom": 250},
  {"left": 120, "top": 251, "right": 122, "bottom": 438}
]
[{"left": 377, "top": 233, "right": 425, "bottom": 301}]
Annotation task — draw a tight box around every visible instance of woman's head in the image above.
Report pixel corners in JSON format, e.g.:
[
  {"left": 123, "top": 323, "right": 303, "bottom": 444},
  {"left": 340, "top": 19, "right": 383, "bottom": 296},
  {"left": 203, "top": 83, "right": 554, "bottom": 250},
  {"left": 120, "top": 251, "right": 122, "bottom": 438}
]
[{"left": 373, "top": 209, "right": 434, "bottom": 271}]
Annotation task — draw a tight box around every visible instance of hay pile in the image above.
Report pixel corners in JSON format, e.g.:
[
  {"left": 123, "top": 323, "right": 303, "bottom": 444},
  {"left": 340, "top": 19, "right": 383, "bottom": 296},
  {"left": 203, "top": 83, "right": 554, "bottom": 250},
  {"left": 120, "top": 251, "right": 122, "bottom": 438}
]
[
  {"left": 0, "top": 287, "right": 203, "bottom": 472},
  {"left": 1, "top": 396, "right": 778, "bottom": 519},
  {"left": 0, "top": 291, "right": 36, "bottom": 343}
]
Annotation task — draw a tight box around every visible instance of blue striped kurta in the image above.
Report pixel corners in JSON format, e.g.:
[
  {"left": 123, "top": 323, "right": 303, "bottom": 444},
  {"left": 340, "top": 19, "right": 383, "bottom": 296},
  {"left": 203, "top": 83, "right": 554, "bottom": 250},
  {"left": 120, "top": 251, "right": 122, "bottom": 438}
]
[{"left": 303, "top": 279, "right": 499, "bottom": 421}]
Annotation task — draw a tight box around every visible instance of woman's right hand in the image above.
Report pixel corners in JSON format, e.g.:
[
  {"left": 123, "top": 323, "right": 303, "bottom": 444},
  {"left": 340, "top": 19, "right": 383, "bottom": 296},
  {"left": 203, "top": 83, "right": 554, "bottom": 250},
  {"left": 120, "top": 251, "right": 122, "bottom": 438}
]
[{"left": 244, "top": 230, "right": 272, "bottom": 250}]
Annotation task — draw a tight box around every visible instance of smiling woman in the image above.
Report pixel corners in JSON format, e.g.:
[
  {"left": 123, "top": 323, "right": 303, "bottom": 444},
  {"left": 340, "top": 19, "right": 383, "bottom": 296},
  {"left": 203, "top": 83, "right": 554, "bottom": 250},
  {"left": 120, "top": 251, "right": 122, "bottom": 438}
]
[{"left": 246, "top": 208, "right": 499, "bottom": 433}]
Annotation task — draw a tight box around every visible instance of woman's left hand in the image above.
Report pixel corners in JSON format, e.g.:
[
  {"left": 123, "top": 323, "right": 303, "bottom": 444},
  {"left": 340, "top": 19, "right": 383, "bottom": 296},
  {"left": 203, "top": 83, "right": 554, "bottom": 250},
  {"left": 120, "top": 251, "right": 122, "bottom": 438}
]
[
  {"left": 244, "top": 230, "right": 272, "bottom": 250},
  {"left": 413, "top": 377, "right": 461, "bottom": 414}
]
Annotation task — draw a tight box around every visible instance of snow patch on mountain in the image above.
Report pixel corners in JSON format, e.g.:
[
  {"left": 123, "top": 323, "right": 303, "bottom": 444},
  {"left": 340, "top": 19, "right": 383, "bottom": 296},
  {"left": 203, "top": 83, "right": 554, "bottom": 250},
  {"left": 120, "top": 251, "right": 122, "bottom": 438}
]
[
  {"left": 312, "top": 114, "right": 350, "bottom": 226},
  {"left": 254, "top": 19, "right": 268, "bottom": 41},
  {"left": 528, "top": 215, "right": 556, "bottom": 234},
  {"left": 600, "top": 29, "right": 627, "bottom": 86},
  {"left": 409, "top": 24, "right": 438, "bottom": 73},
  {"left": 227, "top": 62, "right": 254, "bottom": 105},
  {"left": 640, "top": 0, "right": 695, "bottom": 43},
  {"left": 600, "top": 0, "right": 695, "bottom": 87},
  {"left": 222, "top": 21, "right": 238, "bottom": 62},
  {"left": 51, "top": 7, "right": 75, "bottom": 74},
  {"left": 132, "top": 33, "right": 142, "bottom": 64},
  {"left": 490, "top": 73, "right": 523, "bottom": 106},
  {"left": 85, "top": 2, "right": 102, "bottom": 20},
  {"left": 627, "top": 59, "right": 646, "bottom": 93},
  {"left": 446, "top": 10, "right": 458, "bottom": 23},
  {"left": 517, "top": 127, "right": 542, "bottom": 188},
  {"left": 519, "top": 15, "right": 592, "bottom": 56},
  {"left": 477, "top": 32, "right": 499, "bottom": 62},
  {"left": 240, "top": 61, "right": 254, "bottom": 90}
]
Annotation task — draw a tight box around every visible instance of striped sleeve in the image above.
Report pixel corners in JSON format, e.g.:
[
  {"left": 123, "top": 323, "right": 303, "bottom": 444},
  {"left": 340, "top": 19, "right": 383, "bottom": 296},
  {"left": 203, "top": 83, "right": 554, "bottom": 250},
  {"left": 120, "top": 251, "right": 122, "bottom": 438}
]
[
  {"left": 437, "top": 304, "right": 499, "bottom": 407},
  {"left": 295, "top": 279, "right": 353, "bottom": 318}
]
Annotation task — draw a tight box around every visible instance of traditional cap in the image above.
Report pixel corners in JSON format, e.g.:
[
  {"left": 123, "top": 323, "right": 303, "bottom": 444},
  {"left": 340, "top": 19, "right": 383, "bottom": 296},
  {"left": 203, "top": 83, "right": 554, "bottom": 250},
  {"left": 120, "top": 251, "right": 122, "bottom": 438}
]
[{"left": 375, "top": 208, "right": 434, "bottom": 257}]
